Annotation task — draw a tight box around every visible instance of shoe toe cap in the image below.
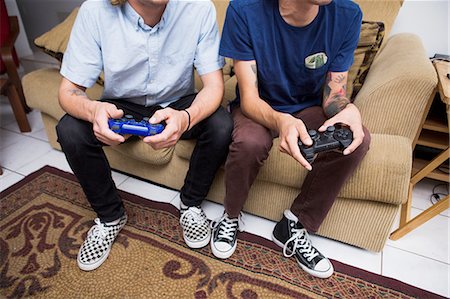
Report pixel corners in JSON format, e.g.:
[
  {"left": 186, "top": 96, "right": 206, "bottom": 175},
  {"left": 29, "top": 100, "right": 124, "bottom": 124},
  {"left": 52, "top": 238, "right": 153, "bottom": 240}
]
[
  {"left": 314, "top": 259, "right": 334, "bottom": 276},
  {"left": 213, "top": 241, "right": 233, "bottom": 252}
]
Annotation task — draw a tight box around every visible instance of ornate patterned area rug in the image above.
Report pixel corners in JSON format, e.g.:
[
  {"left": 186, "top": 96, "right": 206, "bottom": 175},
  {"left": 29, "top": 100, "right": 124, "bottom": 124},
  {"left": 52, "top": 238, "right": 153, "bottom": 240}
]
[{"left": 0, "top": 166, "right": 444, "bottom": 299}]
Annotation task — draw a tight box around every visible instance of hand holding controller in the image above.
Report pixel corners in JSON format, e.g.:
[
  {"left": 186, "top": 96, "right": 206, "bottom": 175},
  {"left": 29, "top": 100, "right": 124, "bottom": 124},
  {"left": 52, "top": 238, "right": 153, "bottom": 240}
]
[
  {"left": 108, "top": 115, "right": 164, "bottom": 137},
  {"left": 298, "top": 125, "right": 353, "bottom": 163}
]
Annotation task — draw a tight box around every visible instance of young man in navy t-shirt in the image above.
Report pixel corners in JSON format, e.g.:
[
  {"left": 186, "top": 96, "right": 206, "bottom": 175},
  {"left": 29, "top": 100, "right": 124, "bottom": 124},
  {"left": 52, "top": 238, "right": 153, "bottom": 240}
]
[{"left": 210, "top": 0, "right": 371, "bottom": 279}]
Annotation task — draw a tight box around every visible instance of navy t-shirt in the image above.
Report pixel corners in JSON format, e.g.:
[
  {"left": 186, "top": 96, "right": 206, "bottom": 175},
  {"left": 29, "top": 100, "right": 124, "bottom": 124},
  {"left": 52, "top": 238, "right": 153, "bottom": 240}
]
[{"left": 220, "top": 0, "right": 362, "bottom": 114}]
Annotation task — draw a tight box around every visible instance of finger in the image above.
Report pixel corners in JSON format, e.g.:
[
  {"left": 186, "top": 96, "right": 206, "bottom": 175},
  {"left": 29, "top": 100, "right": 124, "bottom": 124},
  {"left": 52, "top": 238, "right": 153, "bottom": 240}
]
[
  {"left": 298, "top": 126, "right": 312, "bottom": 146},
  {"left": 318, "top": 118, "right": 337, "bottom": 132},
  {"left": 143, "top": 128, "right": 171, "bottom": 143},
  {"left": 287, "top": 136, "right": 312, "bottom": 171},
  {"left": 110, "top": 108, "right": 124, "bottom": 119},
  {"left": 95, "top": 121, "right": 125, "bottom": 143},
  {"left": 343, "top": 129, "right": 364, "bottom": 155},
  {"left": 150, "top": 109, "right": 170, "bottom": 124},
  {"left": 95, "top": 133, "right": 121, "bottom": 146}
]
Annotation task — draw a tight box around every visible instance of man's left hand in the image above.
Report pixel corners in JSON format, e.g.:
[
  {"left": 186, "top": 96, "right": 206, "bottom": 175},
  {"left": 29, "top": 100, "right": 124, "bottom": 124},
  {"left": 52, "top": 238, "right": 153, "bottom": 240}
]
[
  {"left": 142, "top": 107, "right": 189, "bottom": 149},
  {"left": 318, "top": 103, "right": 364, "bottom": 155}
]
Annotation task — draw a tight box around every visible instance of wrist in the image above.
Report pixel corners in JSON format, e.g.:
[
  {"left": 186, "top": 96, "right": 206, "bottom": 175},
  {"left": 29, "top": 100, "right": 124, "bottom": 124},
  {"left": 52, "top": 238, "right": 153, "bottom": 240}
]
[
  {"left": 87, "top": 101, "right": 101, "bottom": 123},
  {"left": 182, "top": 109, "right": 191, "bottom": 133}
]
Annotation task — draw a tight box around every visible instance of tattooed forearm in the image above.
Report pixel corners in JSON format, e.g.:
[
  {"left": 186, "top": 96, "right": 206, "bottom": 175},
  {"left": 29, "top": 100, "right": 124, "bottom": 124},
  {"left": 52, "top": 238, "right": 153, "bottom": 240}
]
[
  {"left": 251, "top": 64, "right": 258, "bottom": 88},
  {"left": 68, "top": 89, "right": 86, "bottom": 97},
  {"left": 333, "top": 74, "right": 346, "bottom": 84},
  {"left": 323, "top": 72, "right": 350, "bottom": 117},
  {"left": 324, "top": 96, "right": 350, "bottom": 117}
]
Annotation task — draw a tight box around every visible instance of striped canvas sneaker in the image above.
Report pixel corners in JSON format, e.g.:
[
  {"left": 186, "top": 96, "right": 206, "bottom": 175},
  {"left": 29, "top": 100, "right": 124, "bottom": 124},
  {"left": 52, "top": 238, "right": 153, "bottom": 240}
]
[{"left": 77, "top": 214, "right": 127, "bottom": 271}]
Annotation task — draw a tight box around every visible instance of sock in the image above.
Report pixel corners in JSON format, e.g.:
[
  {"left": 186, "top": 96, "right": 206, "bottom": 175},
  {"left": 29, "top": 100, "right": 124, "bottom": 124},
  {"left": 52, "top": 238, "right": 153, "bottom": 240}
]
[
  {"left": 180, "top": 201, "right": 188, "bottom": 210},
  {"left": 284, "top": 210, "right": 304, "bottom": 228},
  {"left": 104, "top": 216, "right": 121, "bottom": 226}
]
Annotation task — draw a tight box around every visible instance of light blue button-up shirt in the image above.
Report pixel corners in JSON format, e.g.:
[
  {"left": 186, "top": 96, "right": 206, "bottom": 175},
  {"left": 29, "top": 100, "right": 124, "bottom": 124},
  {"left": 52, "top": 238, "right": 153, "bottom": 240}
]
[{"left": 61, "top": 0, "right": 225, "bottom": 106}]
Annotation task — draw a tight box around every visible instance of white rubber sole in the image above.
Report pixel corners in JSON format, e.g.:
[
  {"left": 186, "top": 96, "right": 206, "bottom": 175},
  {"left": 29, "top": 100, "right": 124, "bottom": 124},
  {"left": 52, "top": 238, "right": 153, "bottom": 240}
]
[
  {"left": 271, "top": 233, "right": 334, "bottom": 279},
  {"left": 184, "top": 231, "right": 211, "bottom": 249},
  {"left": 77, "top": 246, "right": 111, "bottom": 272},
  {"left": 210, "top": 238, "right": 237, "bottom": 259},
  {"left": 77, "top": 217, "right": 127, "bottom": 271}
]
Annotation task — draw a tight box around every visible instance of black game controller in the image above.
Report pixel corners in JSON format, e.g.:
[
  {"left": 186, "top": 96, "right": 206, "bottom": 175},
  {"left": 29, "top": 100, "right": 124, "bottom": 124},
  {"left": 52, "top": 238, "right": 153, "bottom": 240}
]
[{"left": 298, "top": 124, "right": 353, "bottom": 163}]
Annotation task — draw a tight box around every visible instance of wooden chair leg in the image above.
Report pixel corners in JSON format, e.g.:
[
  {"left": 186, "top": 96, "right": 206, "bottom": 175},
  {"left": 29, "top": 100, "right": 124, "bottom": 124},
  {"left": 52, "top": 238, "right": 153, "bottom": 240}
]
[{"left": 6, "top": 84, "right": 31, "bottom": 132}]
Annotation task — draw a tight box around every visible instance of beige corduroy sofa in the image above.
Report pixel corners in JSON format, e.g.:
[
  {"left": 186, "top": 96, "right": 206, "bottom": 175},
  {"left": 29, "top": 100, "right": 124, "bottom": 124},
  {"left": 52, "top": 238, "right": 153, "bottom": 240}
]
[{"left": 22, "top": 0, "right": 437, "bottom": 252}]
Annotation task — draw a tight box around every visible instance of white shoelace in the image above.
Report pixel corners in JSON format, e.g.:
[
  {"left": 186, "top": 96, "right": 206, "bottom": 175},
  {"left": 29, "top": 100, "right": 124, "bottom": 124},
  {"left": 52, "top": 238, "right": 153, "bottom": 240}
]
[
  {"left": 87, "top": 218, "right": 108, "bottom": 244},
  {"left": 180, "top": 207, "right": 207, "bottom": 225},
  {"left": 211, "top": 213, "right": 245, "bottom": 241},
  {"left": 283, "top": 228, "right": 319, "bottom": 262}
]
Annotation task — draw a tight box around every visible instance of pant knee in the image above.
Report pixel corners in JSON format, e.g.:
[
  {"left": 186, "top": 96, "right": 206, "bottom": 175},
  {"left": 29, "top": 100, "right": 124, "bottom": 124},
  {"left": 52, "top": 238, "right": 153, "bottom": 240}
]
[
  {"left": 204, "top": 108, "right": 233, "bottom": 148},
  {"left": 56, "top": 114, "right": 94, "bottom": 150},
  {"left": 230, "top": 136, "right": 271, "bottom": 163}
]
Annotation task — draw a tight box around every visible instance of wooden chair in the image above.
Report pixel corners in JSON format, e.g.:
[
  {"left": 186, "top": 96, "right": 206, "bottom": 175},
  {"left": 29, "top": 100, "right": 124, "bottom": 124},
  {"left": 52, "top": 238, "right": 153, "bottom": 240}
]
[{"left": 1, "top": 16, "right": 31, "bottom": 132}]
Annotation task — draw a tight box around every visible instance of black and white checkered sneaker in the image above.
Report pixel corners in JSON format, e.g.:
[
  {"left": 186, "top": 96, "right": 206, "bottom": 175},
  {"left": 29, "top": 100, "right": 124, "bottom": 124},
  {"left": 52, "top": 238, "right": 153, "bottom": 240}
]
[
  {"left": 77, "top": 214, "right": 127, "bottom": 271},
  {"left": 210, "top": 212, "right": 244, "bottom": 259},
  {"left": 180, "top": 203, "right": 210, "bottom": 248}
]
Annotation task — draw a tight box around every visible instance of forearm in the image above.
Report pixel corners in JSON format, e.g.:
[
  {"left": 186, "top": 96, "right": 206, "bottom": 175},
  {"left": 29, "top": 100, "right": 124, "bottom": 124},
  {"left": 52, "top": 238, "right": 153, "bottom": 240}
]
[
  {"left": 58, "top": 78, "right": 98, "bottom": 123},
  {"left": 186, "top": 69, "right": 224, "bottom": 129},
  {"left": 186, "top": 81, "right": 223, "bottom": 128},
  {"left": 322, "top": 71, "right": 351, "bottom": 118},
  {"left": 240, "top": 95, "right": 286, "bottom": 132},
  {"left": 234, "top": 59, "right": 286, "bottom": 131}
]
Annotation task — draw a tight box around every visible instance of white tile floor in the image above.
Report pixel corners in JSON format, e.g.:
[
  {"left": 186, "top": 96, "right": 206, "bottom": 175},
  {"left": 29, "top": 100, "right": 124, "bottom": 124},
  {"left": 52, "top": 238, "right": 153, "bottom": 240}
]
[{"left": 0, "top": 57, "right": 449, "bottom": 297}]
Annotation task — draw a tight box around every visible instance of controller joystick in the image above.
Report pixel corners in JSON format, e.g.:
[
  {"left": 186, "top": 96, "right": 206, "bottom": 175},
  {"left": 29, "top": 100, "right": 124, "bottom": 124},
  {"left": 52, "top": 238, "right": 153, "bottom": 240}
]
[
  {"left": 108, "top": 114, "right": 164, "bottom": 137},
  {"left": 298, "top": 124, "right": 353, "bottom": 163}
]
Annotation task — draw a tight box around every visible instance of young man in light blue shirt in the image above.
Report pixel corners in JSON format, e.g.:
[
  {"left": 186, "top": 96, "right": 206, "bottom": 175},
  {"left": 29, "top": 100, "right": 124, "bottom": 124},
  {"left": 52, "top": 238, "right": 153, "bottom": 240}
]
[{"left": 56, "top": 0, "right": 232, "bottom": 271}]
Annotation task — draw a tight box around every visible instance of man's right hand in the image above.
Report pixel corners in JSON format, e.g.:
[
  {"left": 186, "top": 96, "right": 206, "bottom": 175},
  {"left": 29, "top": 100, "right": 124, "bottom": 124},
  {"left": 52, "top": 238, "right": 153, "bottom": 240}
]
[
  {"left": 276, "top": 113, "right": 313, "bottom": 171},
  {"left": 90, "top": 102, "right": 125, "bottom": 145}
]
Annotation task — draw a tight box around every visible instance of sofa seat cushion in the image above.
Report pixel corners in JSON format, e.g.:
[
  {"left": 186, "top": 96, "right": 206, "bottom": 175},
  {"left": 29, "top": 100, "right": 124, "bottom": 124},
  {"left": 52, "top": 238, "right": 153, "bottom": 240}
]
[
  {"left": 176, "top": 134, "right": 411, "bottom": 205},
  {"left": 111, "top": 140, "right": 174, "bottom": 165}
]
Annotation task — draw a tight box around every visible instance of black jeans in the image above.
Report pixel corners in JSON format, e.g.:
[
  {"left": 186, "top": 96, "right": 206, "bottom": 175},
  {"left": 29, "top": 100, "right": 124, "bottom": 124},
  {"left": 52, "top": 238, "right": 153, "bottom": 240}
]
[{"left": 56, "top": 94, "right": 233, "bottom": 222}]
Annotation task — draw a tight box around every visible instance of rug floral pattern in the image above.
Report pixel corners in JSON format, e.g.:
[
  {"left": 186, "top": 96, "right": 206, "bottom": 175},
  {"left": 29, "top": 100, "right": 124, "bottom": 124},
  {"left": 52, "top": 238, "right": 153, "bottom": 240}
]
[{"left": 0, "top": 167, "right": 443, "bottom": 299}]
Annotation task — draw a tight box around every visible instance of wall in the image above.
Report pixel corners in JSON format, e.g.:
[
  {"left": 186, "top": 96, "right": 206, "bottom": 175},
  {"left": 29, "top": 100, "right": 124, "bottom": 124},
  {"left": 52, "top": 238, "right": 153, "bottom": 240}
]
[
  {"left": 391, "top": 0, "right": 449, "bottom": 58},
  {"left": 4, "top": 0, "right": 450, "bottom": 59}
]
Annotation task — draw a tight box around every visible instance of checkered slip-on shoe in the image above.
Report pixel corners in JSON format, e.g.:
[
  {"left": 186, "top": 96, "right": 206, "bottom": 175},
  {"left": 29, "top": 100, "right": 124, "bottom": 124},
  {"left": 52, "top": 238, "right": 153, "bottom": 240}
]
[
  {"left": 179, "top": 205, "right": 210, "bottom": 249},
  {"left": 77, "top": 214, "right": 127, "bottom": 271}
]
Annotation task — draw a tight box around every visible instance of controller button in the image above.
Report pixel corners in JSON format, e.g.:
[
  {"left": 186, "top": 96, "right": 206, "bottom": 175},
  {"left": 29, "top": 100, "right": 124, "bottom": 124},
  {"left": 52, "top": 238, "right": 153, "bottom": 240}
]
[{"left": 308, "top": 129, "right": 318, "bottom": 139}]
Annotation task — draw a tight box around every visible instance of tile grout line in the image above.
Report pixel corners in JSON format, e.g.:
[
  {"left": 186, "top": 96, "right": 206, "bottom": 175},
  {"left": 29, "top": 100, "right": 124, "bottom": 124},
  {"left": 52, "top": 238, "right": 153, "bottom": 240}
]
[{"left": 385, "top": 243, "right": 450, "bottom": 266}]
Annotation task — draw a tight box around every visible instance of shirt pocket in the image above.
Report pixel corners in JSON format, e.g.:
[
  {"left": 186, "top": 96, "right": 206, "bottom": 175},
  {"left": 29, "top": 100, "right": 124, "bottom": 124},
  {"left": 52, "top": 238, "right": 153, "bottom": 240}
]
[{"left": 297, "top": 65, "right": 328, "bottom": 96}]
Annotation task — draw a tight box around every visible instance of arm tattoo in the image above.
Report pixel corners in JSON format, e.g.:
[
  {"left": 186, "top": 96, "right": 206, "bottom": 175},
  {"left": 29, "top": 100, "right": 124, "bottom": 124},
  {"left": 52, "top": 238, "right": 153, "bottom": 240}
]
[
  {"left": 251, "top": 64, "right": 258, "bottom": 88},
  {"left": 333, "top": 74, "right": 346, "bottom": 84},
  {"left": 69, "top": 89, "right": 86, "bottom": 97},
  {"left": 323, "top": 72, "right": 350, "bottom": 117}
]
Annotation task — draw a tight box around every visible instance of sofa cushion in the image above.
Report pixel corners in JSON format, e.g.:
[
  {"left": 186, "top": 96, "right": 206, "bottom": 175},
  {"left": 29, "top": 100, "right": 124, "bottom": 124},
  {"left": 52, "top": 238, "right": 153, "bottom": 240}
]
[
  {"left": 111, "top": 139, "right": 175, "bottom": 166},
  {"left": 34, "top": 8, "right": 78, "bottom": 62},
  {"left": 347, "top": 21, "right": 385, "bottom": 100},
  {"left": 175, "top": 133, "right": 411, "bottom": 205}
]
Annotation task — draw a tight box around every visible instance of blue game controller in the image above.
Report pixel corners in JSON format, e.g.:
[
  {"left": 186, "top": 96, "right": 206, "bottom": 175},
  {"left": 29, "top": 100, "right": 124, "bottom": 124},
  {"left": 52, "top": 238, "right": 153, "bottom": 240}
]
[{"left": 108, "top": 115, "right": 164, "bottom": 137}]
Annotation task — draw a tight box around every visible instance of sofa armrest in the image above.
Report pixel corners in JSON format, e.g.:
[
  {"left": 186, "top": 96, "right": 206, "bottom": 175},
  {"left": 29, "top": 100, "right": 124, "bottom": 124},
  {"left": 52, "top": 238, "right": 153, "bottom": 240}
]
[
  {"left": 354, "top": 33, "right": 437, "bottom": 142},
  {"left": 23, "top": 68, "right": 103, "bottom": 120}
]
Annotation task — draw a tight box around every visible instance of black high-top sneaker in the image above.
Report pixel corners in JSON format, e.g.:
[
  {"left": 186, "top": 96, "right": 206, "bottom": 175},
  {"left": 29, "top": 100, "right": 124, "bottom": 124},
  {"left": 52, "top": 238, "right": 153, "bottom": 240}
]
[
  {"left": 272, "top": 210, "right": 333, "bottom": 279},
  {"left": 210, "top": 212, "right": 244, "bottom": 259}
]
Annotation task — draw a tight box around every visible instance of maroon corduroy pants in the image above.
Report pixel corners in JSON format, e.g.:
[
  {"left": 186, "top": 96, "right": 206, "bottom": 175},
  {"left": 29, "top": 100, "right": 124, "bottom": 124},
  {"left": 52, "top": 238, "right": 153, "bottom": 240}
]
[{"left": 224, "top": 106, "right": 371, "bottom": 232}]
